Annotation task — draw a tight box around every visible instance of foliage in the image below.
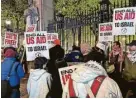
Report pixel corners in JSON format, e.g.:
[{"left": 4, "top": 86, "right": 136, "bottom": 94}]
[
  {"left": 55, "top": 0, "right": 129, "bottom": 16},
  {"left": 1, "top": 0, "right": 28, "bottom": 32}
]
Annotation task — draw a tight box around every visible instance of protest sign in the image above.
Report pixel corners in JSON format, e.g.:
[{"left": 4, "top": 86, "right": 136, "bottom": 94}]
[
  {"left": 59, "top": 65, "right": 78, "bottom": 88},
  {"left": 24, "top": 31, "right": 49, "bottom": 61},
  {"left": 26, "top": 24, "right": 37, "bottom": 32},
  {"left": 99, "top": 22, "right": 113, "bottom": 42},
  {"left": 113, "top": 7, "right": 136, "bottom": 35},
  {"left": 4, "top": 32, "right": 18, "bottom": 48},
  {"left": 47, "top": 33, "right": 58, "bottom": 48},
  {"left": 67, "top": 62, "right": 84, "bottom": 66}
]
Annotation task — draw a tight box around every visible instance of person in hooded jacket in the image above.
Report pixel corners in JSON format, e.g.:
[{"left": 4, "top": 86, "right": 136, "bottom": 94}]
[
  {"left": 1, "top": 47, "right": 25, "bottom": 98},
  {"left": 62, "top": 42, "right": 122, "bottom": 98},
  {"left": 27, "top": 57, "right": 52, "bottom": 98}
]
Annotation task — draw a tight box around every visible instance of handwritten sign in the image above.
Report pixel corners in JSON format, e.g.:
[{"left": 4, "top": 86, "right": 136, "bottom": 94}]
[
  {"left": 26, "top": 24, "right": 37, "bottom": 32},
  {"left": 47, "top": 33, "right": 58, "bottom": 48},
  {"left": 4, "top": 32, "right": 18, "bottom": 48}
]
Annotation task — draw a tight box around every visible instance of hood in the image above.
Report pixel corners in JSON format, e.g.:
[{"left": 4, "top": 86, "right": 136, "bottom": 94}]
[
  {"left": 71, "top": 61, "right": 108, "bottom": 83},
  {"left": 29, "top": 69, "right": 46, "bottom": 81}
]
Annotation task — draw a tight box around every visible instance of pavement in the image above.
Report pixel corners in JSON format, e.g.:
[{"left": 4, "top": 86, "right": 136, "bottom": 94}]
[{"left": 20, "top": 74, "right": 29, "bottom": 98}]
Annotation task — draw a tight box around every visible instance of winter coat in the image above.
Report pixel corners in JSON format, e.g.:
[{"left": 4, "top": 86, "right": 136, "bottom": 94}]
[
  {"left": 65, "top": 50, "right": 84, "bottom": 62},
  {"left": 62, "top": 61, "right": 122, "bottom": 98},
  {"left": 27, "top": 69, "right": 52, "bottom": 98},
  {"left": 1, "top": 57, "right": 25, "bottom": 87}
]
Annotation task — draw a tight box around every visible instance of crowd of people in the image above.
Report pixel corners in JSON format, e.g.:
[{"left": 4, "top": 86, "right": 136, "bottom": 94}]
[{"left": 1, "top": 39, "right": 136, "bottom": 98}]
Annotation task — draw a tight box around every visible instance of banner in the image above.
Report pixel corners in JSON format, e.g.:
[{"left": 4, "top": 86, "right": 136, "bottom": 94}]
[
  {"left": 26, "top": 24, "right": 37, "bottom": 32},
  {"left": 47, "top": 33, "right": 58, "bottom": 48},
  {"left": 99, "top": 22, "right": 113, "bottom": 42},
  {"left": 4, "top": 32, "right": 18, "bottom": 48},
  {"left": 59, "top": 66, "right": 78, "bottom": 88},
  {"left": 24, "top": 31, "right": 49, "bottom": 61},
  {"left": 113, "top": 7, "right": 136, "bottom": 35}
]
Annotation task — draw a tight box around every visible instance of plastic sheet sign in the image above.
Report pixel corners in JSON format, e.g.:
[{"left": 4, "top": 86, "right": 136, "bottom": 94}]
[
  {"left": 59, "top": 66, "right": 78, "bottom": 88},
  {"left": 4, "top": 32, "right": 18, "bottom": 48},
  {"left": 47, "top": 33, "right": 58, "bottom": 49},
  {"left": 26, "top": 24, "right": 37, "bottom": 32},
  {"left": 99, "top": 22, "right": 113, "bottom": 42},
  {"left": 113, "top": 7, "right": 136, "bottom": 35},
  {"left": 24, "top": 31, "right": 49, "bottom": 61}
]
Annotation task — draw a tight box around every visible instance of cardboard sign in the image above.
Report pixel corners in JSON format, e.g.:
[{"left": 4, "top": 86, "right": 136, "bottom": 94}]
[
  {"left": 4, "top": 32, "right": 18, "bottom": 48},
  {"left": 113, "top": 7, "right": 136, "bottom": 35},
  {"left": 47, "top": 33, "right": 58, "bottom": 48},
  {"left": 24, "top": 31, "right": 49, "bottom": 61},
  {"left": 59, "top": 66, "right": 78, "bottom": 88},
  {"left": 26, "top": 24, "right": 37, "bottom": 32},
  {"left": 99, "top": 22, "right": 113, "bottom": 42}
]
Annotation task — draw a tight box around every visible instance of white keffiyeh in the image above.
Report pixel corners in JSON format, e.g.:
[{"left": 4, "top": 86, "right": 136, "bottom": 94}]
[{"left": 127, "top": 51, "right": 136, "bottom": 63}]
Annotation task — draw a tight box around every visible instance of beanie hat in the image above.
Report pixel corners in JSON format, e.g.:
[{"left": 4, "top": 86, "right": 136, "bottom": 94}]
[
  {"left": 53, "top": 39, "right": 60, "bottom": 45},
  {"left": 4, "top": 49, "right": 16, "bottom": 57},
  {"left": 34, "top": 57, "right": 48, "bottom": 69}
]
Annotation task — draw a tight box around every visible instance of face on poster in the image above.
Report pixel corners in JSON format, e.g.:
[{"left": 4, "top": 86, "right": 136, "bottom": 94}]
[
  {"left": 113, "top": 7, "right": 136, "bottom": 35},
  {"left": 4, "top": 32, "right": 18, "bottom": 48},
  {"left": 24, "top": 31, "right": 49, "bottom": 61},
  {"left": 99, "top": 22, "right": 113, "bottom": 42}
]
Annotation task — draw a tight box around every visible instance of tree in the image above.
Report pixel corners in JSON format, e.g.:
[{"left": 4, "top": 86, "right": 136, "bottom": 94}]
[{"left": 1, "top": 0, "right": 28, "bottom": 32}]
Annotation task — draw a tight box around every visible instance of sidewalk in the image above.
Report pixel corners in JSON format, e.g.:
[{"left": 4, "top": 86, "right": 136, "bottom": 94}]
[{"left": 20, "top": 74, "right": 29, "bottom": 98}]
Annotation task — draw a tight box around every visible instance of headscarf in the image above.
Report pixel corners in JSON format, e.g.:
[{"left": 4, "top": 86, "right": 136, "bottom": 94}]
[{"left": 4, "top": 49, "right": 16, "bottom": 58}]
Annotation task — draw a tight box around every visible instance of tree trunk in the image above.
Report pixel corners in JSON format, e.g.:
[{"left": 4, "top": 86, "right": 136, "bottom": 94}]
[
  {"left": 78, "top": 27, "right": 81, "bottom": 46},
  {"left": 16, "top": 19, "right": 19, "bottom": 32}
]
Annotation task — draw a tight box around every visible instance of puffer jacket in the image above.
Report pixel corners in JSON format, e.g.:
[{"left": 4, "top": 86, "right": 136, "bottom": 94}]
[
  {"left": 62, "top": 61, "right": 122, "bottom": 98},
  {"left": 27, "top": 69, "right": 52, "bottom": 98},
  {"left": 1, "top": 57, "right": 25, "bottom": 87}
]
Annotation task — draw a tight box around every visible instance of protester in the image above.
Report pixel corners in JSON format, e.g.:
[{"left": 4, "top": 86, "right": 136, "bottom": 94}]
[
  {"left": 109, "top": 41, "right": 124, "bottom": 76},
  {"left": 1, "top": 47, "right": 25, "bottom": 98},
  {"left": 46, "top": 39, "right": 65, "bottom": 98},
  {"left": 65, "top": 45, "right": 84, "bottom": 62},
  {"left": 62, "top": 53, "right": 122, "bottom": 98},
  {"left": 27, "top": 57, "right": 52, "bottom": 98},
  {"left": 80, "top": 42, "right": 108, "bottom": 68},
  {"left": 122, "top": 40, "right": 136, "bottom": 97}
]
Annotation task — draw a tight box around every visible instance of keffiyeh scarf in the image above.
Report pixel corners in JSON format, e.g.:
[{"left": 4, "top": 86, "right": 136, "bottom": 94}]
[{"left": 127, "top": 51, "right": 136, "bottom": 63}]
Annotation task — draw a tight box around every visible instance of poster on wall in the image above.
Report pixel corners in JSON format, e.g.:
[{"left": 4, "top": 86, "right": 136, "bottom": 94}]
[
  {"left": 58, "top": 65, "right": 78, "bottom": 88},
  {"left": 113, "top": 7, "right": 136, "bottom": 35},
  {"left": 4, "top": 32, "right": 18, "bottom": 48},
  {"left": 47, "top": 33, "right": 58, "bottom": 48},
  {"left": 26, "top": 24, "right": 37, "bottom": 32},
  {"left": 99, "top": 22, "right": 113, "bottom": 42},
  {"left": 24, "top": 31, "right": 49, "bottom": 61}
]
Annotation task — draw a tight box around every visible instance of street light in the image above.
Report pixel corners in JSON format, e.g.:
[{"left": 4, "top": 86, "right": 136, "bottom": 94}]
[{"left": 5, "top": 20, "right": 11, "bottom": 25}]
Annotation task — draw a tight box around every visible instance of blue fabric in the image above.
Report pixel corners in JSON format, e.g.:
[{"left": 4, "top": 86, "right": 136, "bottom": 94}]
[
  {"left": 1, "top": 57, "right": 25, "bottom": 87},
  {"left": 11, "top": 89, "right": 20, "bottom": 98},
  {"left": 65, "top": 51, "right": 83, "bottom": 62}
]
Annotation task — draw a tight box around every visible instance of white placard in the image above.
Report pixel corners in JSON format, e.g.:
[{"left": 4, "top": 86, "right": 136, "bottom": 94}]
[
  {"left": 47, "top": 33, "right": 58, "bottom": 49},
  {"left": 4, "top": 32, "right": 18, "bottom": 48},
  {"left": 26, "top": 24, "right": 37, "bottom": 32},
  {"left": 113, "top": 7, "right": 136, "bottom": 35},
  {"left": 59, "top": 66, "right": 78, "bottom": 88},
  {"left": 24, "top": 31, "right": 49, "bottom": 61},
  {"left": 99, "top": 22, "right": 113, "bottom": 41}
]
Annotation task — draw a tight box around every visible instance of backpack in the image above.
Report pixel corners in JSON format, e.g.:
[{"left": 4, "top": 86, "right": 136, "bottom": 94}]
[
  {"left": 68, "top": 75, "right": 106, "bottom": 98},
  {"left": 1, "top": 61, "right": 16, "bottom": 98}
]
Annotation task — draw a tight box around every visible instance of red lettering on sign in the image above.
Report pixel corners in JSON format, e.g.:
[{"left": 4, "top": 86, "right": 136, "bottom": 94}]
[
  {"left": 26, "top": 37, "right": 34, "bottom": 44},
  {"left": 47, "top": 35, "right": 51, "bottom": 40},
  {"left": 36, "top": 36, "right": 46, "bottom": 44},
  {"left": 100, "top": 26, "right": 105, "bottom": 31},
  {"left": 124, "top": 12, "right": 135, "bottom": 20},
  {"left": 62, "top": 75, "right": 66, "bottom": 85},
  {"left": 27, "top": 26, "right": 35, "bottom": 32},
  {"left": 5, "top": 39, "right": 16, "bottom": 45},
  {"left": 52, "top": 35, "right": 57, "bottom": 40},
  {"left": 115, "top": 12, "right": 123, "bottom": 20}
]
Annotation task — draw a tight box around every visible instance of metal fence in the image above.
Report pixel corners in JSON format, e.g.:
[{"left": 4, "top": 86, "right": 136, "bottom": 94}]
[{"left": 47, "top": 0, "right": 136, "bottom": 52}]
